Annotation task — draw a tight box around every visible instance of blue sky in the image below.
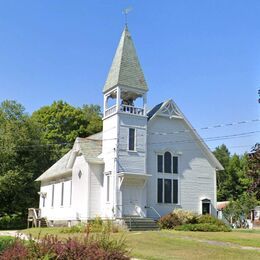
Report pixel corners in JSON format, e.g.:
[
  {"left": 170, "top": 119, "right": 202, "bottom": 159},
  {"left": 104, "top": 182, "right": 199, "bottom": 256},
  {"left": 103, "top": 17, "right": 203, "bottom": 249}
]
[{"left": 0, "top": 0, "right": 259, "bottom": 154}]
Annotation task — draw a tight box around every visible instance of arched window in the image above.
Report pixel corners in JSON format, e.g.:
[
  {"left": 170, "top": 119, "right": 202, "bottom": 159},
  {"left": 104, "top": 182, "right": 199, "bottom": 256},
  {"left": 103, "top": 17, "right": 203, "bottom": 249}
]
[{"left": 164, "top": 152, "right": 172, "bottom": 173}]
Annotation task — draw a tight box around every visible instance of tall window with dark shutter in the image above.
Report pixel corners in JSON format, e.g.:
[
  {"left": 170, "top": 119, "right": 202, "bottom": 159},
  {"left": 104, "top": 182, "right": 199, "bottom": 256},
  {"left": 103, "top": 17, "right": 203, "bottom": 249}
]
[
  {"left": 173, "top": 180, "right": 178, "bottom": 203},
  {"left": 164, "top": 152, "right": 172, "bottom": 173},
  {"left": 128, "top": 128, "right": 135, "bottom": 151},
  {"left": 172, "top": 156, "right": 178, "bottom": 174},
  {"left": 157, "top": 155, "right": 163, "bottom": 172},
  {"left": 164, "top": 179, "right": 172, "bottom": 203},
  {"left": 157, "top": 179, "right": 163, "bottom": 203}
]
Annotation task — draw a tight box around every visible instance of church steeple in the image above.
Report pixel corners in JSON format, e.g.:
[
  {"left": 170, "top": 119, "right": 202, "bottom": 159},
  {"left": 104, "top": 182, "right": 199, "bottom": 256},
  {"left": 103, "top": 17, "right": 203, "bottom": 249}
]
[
  {"left": 103, "top": 26, "right": 148, "bottom": 94},
  {"left": 103, "top": 26, "right": 148, "bottom": 118}
]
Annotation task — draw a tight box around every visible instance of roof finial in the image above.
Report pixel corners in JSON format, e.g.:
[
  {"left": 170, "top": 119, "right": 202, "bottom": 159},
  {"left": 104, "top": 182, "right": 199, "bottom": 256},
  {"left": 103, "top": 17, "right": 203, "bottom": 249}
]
[{"left": 122, "top": 7, "right": 132, "bottom": 27}]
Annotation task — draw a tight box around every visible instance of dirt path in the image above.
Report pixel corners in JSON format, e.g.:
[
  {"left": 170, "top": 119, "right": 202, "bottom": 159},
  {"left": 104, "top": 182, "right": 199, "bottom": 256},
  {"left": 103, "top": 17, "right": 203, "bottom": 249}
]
[{"left": 0, "top": 230, "right": 29, "bottom": 240}]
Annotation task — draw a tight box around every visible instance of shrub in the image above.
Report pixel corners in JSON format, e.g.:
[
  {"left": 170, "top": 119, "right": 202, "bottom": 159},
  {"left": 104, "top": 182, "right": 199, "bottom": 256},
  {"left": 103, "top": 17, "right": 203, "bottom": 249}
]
[
  {"left": 172, "top": 209, "right": 198, "bottom": 224},
  {"left": 175, "top": 223, "right": 231, "bottom": 232},
  {"left": 0, "top": 229, "right": 130, "bottom": 259},
  {"left": 158, "top": 213, "right": 182, "bottom": 229},
  {"left": 0, "top": 237, "right": 14, "bottom": 253},
  {"left": 0, "top": 239, "right": 28, "bottom": 259},
  {"left": 159, "top": 210, "right": 198, "bottom": 229},
  {"left": 0, "top": 214, "right": 26, "bottom": 230},
  {"left": 197, "top": 214, "right": 226, "bottom": 227}
]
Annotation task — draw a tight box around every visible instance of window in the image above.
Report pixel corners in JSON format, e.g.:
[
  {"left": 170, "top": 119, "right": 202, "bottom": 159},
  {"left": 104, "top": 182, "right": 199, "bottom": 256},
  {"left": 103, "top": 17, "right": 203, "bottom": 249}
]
[
  {"left": 173, "top": 180, "right": 178, "bottom": 203},
  {"left": 164, "top": 179, "right": 172, "bottom": 203},
  {"left": 128, "top": 128, "right": 135, "bottom": 151},
  {"left": 106, "top": 175, "right": 110, "bottom": 202},
  {"left": 157, "top": 179, "right": 178, "bottom": 204},
  {"left": 61, "top": 182, "right": 64, "bottom": 206},
  {"left": 70, "top": 181, "right": 72, "bottom": 206},
  {"left": 157, "top": 179, "right": 163, "bottom": 203},
  {"left": 157, "top": 151, "right": 179, "bottom": 204},
  {"left": 202, "top": 199, "right": 211, "bottom": 215},
  {"left": 157, "top": 152, "right": 179, "bottom": 174},
  {"left": 172, "top": 156, "right": 178, "bottom": 174},
  {"left": 157, "top": 155, "right": 163, "bottom": 172},
  {"left": 51, "top": 184, "right": 55, "bottom": 207},
  {"left": 164, "top": 152, "right": 172, "bottom": 173}
]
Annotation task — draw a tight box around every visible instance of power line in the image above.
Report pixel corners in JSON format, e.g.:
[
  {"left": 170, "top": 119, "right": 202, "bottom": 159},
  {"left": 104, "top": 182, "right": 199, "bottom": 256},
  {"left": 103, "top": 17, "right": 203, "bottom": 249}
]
[{"left": 148, "top": 118, "right": 260, "bottom": 136}]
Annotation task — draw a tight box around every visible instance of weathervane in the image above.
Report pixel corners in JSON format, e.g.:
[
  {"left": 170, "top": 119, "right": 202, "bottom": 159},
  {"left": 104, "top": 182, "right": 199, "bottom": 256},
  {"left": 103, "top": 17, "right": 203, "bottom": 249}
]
[{"left": 122, "top": 7, "right": 132, "bottom": 26}]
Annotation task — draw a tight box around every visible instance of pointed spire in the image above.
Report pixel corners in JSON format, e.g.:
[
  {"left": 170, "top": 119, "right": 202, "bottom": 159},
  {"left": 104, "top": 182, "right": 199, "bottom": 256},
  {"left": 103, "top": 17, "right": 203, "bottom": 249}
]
[{"left": 103, "top": 26, "right": 148, "bottom": 93}]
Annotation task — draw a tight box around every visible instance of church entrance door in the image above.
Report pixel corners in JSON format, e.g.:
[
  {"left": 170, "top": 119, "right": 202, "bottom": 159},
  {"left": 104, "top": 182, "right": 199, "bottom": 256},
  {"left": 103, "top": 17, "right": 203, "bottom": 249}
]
[{"left": 122, "top": 184, "right": 143, "bottom": 217}]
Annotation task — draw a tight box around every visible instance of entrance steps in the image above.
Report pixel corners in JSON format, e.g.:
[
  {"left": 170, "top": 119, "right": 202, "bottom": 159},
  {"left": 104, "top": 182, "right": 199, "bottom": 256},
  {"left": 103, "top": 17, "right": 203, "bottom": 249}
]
[{"left": 121, "top": 216, "right": 159, "bottom": 231}]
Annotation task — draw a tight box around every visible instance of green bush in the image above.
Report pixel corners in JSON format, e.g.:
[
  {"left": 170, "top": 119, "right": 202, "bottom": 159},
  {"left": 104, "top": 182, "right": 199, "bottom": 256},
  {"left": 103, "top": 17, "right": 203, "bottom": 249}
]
[
  {"left": 0, "top": 214, "right": 26, "bottom": 230},
  {"left": 158, "top": 213, "right": 182, "bottom": 229},
  {"left": 0, "top": 237, "right": 14, "bottom": 252},
  {"left": 159, "top": 210, "right": 198, "bottom": 229},
  {"left": 197, "top": 214, "right": 226, "bottom": 227},
  {"left": 175, "top": 223, "right": 231, "bottom": 232},
  {"left": 172, "top": 209, "right": 198, "bottom": 224}
]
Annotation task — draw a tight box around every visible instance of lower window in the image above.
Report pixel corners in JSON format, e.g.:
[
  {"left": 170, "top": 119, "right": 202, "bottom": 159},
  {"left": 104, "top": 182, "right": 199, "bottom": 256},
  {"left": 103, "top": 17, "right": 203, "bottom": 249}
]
[
  {"left": 202, "top": 199, "right": 211, "bottom": 215},
  {"left": 157, "top": 178, "right": 178, "bottom": 204}
]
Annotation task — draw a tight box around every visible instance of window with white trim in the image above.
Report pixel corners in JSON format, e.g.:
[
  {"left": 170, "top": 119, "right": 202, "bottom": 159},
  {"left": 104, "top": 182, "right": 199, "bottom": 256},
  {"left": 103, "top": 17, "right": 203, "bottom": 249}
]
[
  {"left": 157, "top": 179, "right": 178, "bottom": 204},
  {"left": 70, "top": 180, "right": 72, "bottom": 206},
  {"left": 61, "top": 182, "right": 64, "bottom": 206},
  {"left": 157, "top": 152, "right": 178, "bottom": 174},
  {"left": 157, "top": 151, "right": 179, "bottom": 204},
  {"left": 51, "top": 184, "right": 55, "bottom": 207},
  {"left": 106, "top": 175, "right": 110, "bottom": 202},
  {"left": 128, "top": 128, "right": 135, "bottom": 151}
]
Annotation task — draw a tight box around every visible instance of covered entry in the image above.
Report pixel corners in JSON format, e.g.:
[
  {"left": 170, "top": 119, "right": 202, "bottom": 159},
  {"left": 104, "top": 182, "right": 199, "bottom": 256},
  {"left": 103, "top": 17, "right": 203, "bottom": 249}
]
[{"left": 118, "top": 172, "right": 150, "bottom": 217}]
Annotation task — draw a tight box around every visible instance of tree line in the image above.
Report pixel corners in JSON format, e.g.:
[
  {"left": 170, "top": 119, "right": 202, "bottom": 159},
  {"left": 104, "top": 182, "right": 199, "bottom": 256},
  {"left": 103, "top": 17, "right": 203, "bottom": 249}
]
[
  {"left": 0, "top": 99, "right": 259, "bottom": 223},
  {"left": 0, "top": 100, "right": 102, "bottom": 218}
]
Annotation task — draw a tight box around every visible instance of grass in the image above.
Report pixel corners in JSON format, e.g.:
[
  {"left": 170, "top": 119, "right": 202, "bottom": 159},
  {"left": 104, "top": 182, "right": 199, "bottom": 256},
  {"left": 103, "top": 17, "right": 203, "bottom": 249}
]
[
  {"left": 0, "top": 236, "right": 14, "bottom": 252},
  {"left": 171, "top": 230, "right": 260, "bottom": 248},
  {"left": 21, "top": 228, "right": 260, "bottom": 259}
]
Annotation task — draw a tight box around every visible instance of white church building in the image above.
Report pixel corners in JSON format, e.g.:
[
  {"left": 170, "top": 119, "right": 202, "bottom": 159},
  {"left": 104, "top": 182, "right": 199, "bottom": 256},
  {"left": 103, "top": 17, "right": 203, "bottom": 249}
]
[{"left": 35, "top": 26, "right": 223, "bottom": 226}]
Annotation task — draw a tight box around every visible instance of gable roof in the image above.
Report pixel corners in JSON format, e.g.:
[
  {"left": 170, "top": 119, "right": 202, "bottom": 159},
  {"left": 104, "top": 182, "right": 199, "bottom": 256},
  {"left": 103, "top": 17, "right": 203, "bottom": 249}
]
[
  {"left": 36, "top": 132, "right": 103, "bottom": 182},
  {"left": 36, "top": 150, "right": 72, "bottom": 182},
  {"left": 103, "top": 26, "right": 148, "bottom": 93},
  {"left": 147, "top": 100, "right": 224, "bottom": 170},
  {"left": 147, "top": 102, "right": 164, "bottom": 120},
  {"left": 76, "top": 133, "right": 103, "bottom": 163}
]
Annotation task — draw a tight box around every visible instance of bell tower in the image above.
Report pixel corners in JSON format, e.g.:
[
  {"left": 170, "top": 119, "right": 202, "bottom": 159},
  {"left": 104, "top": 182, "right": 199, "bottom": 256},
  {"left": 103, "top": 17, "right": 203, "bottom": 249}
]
[{"left": 102, "top": 26, "right": 149, "bottom": 218}]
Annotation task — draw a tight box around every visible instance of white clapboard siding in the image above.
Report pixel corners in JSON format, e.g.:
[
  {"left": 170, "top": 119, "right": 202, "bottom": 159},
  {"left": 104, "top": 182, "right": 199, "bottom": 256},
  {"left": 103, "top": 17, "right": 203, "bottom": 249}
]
[
  {"left": 89, "top": 164, "right": 104, "bottom": 218},
  {"left": 146, "top": 116, "right": 217, "bottom": 218}
]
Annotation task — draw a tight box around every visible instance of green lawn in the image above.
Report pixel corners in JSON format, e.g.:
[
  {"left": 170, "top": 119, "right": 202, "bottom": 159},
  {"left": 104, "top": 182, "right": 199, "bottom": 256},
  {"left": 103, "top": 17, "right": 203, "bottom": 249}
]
[
  {"left": 21, "top": 228, "right": 260, "bottom": 260},
  {"left": 0, "top": 236, "right": 14, "bottom": 252}
]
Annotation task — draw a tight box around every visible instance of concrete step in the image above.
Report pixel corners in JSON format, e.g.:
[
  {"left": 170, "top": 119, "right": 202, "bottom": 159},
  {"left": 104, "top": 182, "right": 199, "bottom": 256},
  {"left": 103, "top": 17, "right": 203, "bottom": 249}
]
[{"left": 121, "top": 217, "right": 159, "bottom": 231}]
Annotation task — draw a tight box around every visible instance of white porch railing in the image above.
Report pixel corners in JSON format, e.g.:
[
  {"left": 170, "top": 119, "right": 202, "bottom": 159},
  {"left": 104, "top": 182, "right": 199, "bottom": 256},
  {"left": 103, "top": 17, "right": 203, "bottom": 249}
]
[
  {"left": 120, "top": 105, "right": 144, "bottom": 115},
  {"left": 105, "top": 105, "right": 117, "bottom": 117},
  {"left": 105, "top": 104, "right": 144, "bottom": 117}
]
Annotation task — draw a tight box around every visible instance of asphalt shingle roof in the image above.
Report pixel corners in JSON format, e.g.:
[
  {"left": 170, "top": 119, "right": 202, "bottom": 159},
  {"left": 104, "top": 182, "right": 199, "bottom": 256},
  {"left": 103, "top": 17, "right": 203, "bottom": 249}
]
[{"left": 36, "top": 132, "right": 103, "bottom": 182}]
